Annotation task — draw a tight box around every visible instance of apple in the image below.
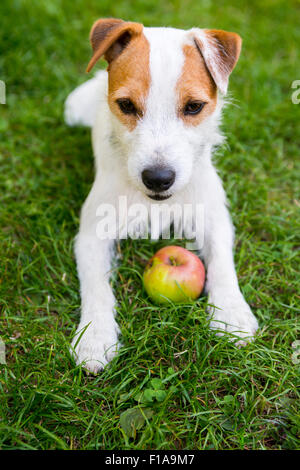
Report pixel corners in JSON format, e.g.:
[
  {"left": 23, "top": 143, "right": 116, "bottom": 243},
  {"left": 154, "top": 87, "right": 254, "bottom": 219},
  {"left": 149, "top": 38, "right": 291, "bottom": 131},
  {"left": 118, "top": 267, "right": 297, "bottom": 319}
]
[{"left": 143, "top": 246, "right": 205, "bottom": 304}]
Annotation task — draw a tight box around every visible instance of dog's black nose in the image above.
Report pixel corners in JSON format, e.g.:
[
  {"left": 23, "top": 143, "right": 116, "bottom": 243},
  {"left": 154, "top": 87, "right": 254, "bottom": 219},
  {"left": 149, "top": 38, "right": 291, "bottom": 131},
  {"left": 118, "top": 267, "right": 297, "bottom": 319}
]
[{"left": 142, "top": 167, "right": 175, "bottom": 193}]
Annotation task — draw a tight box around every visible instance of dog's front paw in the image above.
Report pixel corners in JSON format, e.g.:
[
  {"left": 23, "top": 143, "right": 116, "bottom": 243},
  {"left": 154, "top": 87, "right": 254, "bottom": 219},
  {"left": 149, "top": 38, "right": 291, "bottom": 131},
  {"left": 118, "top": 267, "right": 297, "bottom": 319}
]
[
  {"left": 207, "top": 292, "right": 258, "bottom": 345},
  {"left": 70, "top": 319, "right": 120, "bottom": 373}
]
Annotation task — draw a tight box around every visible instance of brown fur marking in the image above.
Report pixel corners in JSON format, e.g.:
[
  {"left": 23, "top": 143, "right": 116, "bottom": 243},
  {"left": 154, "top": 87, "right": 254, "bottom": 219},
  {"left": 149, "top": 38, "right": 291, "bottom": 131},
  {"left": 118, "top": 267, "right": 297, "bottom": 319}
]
[
  {"left": 177, "top": 44, "right": 217, "bottom": 126},
  {"left": 107, "top": 33, "right": 150, "bottom": 131}
]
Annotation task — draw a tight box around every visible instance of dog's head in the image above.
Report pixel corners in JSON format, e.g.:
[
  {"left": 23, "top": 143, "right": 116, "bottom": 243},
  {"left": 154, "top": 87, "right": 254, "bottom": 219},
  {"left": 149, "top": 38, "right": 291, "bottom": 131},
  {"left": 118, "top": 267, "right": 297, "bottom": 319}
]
[{"left": 87, "top": 19, "right": 241, "bottom": 200}]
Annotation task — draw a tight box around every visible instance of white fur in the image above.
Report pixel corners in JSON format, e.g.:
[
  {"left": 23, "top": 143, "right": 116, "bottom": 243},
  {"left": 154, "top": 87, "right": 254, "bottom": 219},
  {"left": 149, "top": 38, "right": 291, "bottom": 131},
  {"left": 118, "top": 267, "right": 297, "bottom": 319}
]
[
  {"left": 64, "top": 71, "right": 105, "bottom": 127},
  {"left": 65, "top": 26, "right": 258, "bottom": 373}
]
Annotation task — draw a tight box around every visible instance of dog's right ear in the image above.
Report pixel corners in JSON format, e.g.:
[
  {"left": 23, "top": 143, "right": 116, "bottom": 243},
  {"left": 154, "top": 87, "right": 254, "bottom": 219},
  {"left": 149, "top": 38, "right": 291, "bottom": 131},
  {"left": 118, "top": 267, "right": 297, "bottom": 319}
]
[
  {"left": 86, "top": 18, "right": 143, "bottom": 72},
  {"left": 192, "top": 29, "right": 242, "bottom": 95}
]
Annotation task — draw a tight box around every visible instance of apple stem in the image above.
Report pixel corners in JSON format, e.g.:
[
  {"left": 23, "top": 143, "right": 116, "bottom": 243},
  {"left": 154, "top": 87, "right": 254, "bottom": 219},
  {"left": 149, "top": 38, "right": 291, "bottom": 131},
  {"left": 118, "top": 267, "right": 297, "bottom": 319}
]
[{"left": 169, "top": 256, "right": 178, "bottom": 266}]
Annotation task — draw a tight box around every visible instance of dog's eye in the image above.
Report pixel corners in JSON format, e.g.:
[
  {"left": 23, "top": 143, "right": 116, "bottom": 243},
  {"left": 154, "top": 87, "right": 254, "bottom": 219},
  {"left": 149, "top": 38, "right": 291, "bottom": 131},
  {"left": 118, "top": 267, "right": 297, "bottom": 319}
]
[
  {"left": 184, "top": 101, "right": 206, "bottom": 115},
  {"left": 116, "top": 98, "right": 137, "bottom": 115}
]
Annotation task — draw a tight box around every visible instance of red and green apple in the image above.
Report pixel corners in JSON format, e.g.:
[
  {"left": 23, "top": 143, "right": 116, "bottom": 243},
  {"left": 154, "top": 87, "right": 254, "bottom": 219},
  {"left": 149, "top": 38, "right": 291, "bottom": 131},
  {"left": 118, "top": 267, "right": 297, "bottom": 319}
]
[{"left": 143, "top": 245, "right": 205, "bottom": 304}]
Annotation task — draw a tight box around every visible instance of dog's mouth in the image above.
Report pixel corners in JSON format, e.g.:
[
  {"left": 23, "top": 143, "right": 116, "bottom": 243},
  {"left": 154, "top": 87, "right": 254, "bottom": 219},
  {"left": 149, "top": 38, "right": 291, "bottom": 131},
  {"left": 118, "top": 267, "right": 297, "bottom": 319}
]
[{"left": 148, "top": 194, "right": 172, "bottom": 201}]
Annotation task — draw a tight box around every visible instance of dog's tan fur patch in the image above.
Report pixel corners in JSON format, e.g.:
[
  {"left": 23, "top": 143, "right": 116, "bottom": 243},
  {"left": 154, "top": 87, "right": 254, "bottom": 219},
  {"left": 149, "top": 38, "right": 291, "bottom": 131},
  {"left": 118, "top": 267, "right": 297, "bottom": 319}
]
[
  {"left": 107, "top": 33, "right": 150, "bottom": 131},
  {"left": 176, "top": 44, "right": 217, "bottom": 126}
]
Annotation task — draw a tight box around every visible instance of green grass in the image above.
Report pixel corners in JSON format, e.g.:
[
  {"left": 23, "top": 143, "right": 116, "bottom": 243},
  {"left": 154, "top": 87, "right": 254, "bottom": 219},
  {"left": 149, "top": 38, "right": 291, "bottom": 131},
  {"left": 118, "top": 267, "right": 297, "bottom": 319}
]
[{"left": 0, "top": 0, "right": 299, "bottom": 450}]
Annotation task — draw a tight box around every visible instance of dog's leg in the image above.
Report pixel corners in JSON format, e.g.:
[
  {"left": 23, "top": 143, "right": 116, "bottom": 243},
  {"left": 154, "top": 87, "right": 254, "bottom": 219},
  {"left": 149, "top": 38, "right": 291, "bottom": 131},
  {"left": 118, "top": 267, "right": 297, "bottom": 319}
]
[
  {"left": 71, "top": 224, "right": 120, "bottom": 373},
  {"left": 201, "top": 182, "right": 258, "bottom": 344}
]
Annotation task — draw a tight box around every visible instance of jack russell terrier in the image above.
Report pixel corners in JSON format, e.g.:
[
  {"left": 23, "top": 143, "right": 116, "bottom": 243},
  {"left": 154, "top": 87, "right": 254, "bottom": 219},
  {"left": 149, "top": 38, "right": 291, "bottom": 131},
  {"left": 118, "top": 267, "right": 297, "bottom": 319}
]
[{"left": 64, "top": 18, "right": 259, "bottom": 373}]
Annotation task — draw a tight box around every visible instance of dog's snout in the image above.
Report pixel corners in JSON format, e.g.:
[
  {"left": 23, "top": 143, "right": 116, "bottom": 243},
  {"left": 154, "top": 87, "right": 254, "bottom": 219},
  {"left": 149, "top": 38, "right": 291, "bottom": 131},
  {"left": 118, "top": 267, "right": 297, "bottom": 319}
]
[{"left": 142, "top": 167, "right": 175, "bottom": 193}]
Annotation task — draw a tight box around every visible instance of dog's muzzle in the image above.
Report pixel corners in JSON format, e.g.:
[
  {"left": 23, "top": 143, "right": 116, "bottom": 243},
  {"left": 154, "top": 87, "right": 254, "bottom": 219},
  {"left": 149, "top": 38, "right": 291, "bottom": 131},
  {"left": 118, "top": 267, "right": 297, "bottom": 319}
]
[{"left": 142, "top": 166, "right": 175, "bottom": 200}]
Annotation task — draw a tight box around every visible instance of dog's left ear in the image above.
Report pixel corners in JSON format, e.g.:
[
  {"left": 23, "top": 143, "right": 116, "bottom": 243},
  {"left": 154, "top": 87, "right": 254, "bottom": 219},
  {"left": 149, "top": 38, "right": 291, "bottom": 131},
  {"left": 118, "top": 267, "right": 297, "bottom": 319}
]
[
  {"left": 192, "top": 29, "right": 242, "bottom": 95},
  {"left": 86, "top": 18, "right": 143, "bottom": 72}
]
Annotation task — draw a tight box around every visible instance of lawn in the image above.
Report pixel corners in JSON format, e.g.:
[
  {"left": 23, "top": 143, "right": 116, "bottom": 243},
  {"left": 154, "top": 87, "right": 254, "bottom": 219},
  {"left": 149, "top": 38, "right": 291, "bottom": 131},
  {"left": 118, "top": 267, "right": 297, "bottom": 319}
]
[{"left": 0, "top": 0, "right": 299, "bottom": 450}]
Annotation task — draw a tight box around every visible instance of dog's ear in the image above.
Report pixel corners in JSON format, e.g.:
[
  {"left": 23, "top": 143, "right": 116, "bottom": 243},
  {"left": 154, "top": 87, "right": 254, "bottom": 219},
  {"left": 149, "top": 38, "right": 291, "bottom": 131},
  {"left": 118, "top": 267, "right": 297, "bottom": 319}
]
[
  {"left": 86, "top": 18, "right": 143, "bottom": 72},
  {"left": 193, "top": 29, "right": 242, "bottom": 95}
]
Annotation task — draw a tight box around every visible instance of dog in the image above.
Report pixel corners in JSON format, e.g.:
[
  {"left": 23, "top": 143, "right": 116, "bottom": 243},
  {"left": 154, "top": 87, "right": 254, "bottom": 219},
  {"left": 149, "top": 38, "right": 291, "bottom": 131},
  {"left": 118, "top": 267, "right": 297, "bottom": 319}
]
[{"left": 64, "top": 18, "right": 259, "bottom": 373}]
